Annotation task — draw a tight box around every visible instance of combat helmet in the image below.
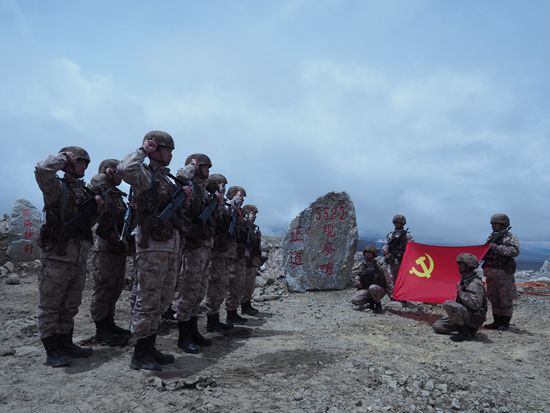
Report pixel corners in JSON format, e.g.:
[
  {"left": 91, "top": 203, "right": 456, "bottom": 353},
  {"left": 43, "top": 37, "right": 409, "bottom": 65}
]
[
  {"left": 59, "top": 146, "right": 90, "bottom": 164},
  {"left": 206, "top": 173, "right": 228, "bottom": 193},
  {"left": 142, "top": 130, "right": 175, "bottom": 150},
  {"left": 242, "top": 204, "right": 258, "bottom": 215},
  {"left": 185, "top": 153, "right": 212, "bottom": 167},
  {"left": 98, "top": 159, "right": 119, "bottom": 174},
  {"left": 363, "top": 245, "right": 378, "bottom": 255},
  {"left": 392, "top": 214, "right": 406, "bottom": 225},
  {"left": 227, "top": 186, "right": 247, "bottom": 199},
  {"left": 456, "top": 253, "right": 479, "bottom": 269},
  {"left": 490, "top": 213, "right": 510, "bottom": 227}
]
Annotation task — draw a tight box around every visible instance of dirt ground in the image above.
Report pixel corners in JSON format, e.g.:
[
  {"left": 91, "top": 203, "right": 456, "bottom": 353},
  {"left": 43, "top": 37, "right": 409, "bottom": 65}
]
[{"left": 1, "top": 265, "right": 549, "bottom": 413}]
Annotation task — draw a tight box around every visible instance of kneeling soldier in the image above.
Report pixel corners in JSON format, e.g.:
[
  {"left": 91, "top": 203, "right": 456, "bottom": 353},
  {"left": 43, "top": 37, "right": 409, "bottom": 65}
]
[
  {"left": 351, "top": 245, "right": 393, "bottom": 314},
  {"left": 432, "top": 253, "right": 488, "bottom": 342}
]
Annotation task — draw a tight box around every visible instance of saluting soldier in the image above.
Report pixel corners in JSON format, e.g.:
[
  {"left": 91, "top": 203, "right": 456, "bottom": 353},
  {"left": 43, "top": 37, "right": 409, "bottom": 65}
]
[{"left": 35, "top": 146, "right": 100, "bottom": 367}]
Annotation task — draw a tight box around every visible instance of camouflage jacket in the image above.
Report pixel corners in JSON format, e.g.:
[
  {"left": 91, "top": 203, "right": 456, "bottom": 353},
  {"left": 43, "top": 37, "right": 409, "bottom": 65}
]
[{"left": 482, "top": 230, "right": 520, "bottom": 273}]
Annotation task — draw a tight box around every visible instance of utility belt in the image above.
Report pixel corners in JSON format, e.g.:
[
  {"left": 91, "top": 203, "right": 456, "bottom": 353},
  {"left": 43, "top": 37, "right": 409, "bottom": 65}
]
[
  {"left": 138, "top": 212, "right": 182, "bottom": 248},
  {"left": 482, "top": 255, "right": 516, "bottom": 274},
  {"left": 38, "top": 223, "right": 92, "bottom": 256}
]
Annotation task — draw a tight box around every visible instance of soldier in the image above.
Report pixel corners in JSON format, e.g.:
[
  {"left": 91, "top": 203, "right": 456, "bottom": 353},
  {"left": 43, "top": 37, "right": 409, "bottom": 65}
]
[
  {"left": 89, "top": 159, "right": 133, "bottom": 347},
  {"left": 118, "top": 131, "right": 194, "bottom": 371},
  {"left": 174, "top": 154, "right": 215, "bottom": 354},
  {"left": 351, "top": 245, "right": 394, "bottom": 314},
  {"left": 224, "top": 186, "right": 249, "bottom": 325},
  {"left": 383, "top": 214, "right": 413, "bottom": 282},
  {"left": 35, "top": 146, "right": 99, "bottom": 367},
  {"left": 240, "top": 204, "right": 262, "bottom": 316},
  {"left": 203, "top": 174, "right": 235, "bottom": 333},
  {"left": 433, "top": 253, "right": 488, "bottom": 341},
  {"left": 482, "top": 213, "right": 520, "bottom": 331}
]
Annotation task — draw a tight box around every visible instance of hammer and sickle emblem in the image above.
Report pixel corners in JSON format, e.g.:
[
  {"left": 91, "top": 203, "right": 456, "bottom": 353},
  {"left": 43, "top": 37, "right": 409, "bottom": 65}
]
[{"left": 409, "top": 253, "right": 435, "bottom": 279}]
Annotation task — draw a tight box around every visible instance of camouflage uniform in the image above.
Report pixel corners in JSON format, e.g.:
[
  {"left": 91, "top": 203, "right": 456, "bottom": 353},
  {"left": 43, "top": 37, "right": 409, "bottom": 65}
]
[
  {"left": 351, "top": 258, "right": 394, "bottom": 307},
  {"left": 89, "top": 172, "right": 129, "bottom": 323},
  {"left": 204, "top": 194, "right": 232, "bottom": 316},
  {"left": 35, "top": 149, "right": 96, "bottom": 366},
  {"left": 174, "top": 177, "right": 213, "bottom": 322},
  {"left": 432, "top": 273, "right": 487, "bottom": 334},
  {"left": 225, "top": 218, "right": 248, "bottom": 312},
  {"left": 241, "top": 216, "right": 262, "bottom": 311},
  {"left": 383, "top": 228, "right": 413, "bottom": 282},
  {"left": 483, "top": 229, "right": 520, "bottom": 320},
  {"left": 119, "top": 148, "right": 190, "bottom": 341}
]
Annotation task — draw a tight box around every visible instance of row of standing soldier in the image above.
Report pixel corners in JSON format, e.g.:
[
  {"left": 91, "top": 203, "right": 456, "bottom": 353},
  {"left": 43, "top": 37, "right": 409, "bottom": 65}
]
[
  {"left": 34, "top": 130, "right": 263, "bottom": 370},
  {"left": 352, "top": 213, "right": 520, "bottom": 341}
]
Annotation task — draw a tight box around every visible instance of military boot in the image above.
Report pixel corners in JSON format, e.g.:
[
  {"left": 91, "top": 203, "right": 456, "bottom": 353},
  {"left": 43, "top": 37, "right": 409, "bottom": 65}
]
[
  {"left": 207, "top": 313, "right": 233, "bottom": 333},
  {"left": 484, "top": 315, "right": 501, "bottom": 330},
  {"left": 149, "top": 335, "right": 174, "bottom": 365},
  {"left": 130, "top": 336, "right": 162, "bottom": 371},
  {"left": 226, "top": 309, "right": 248, "bottom": 325},
  {"left": 106, "top": 314, "right": 131, "bottom": 337},
  {"left": 95, "top": 318, "right": 129, "bottom": 347},
  {"left": 241, "top": 301, "right": 259, "bottom": 316},
  {"left": 450, "top": 326, "right": 473, "bottom": 342},
  {"left": 190, "top": 317, "right": 212, "bottom": 347},
  {"left": 177, "top": 321, "right": 199, "bottom": 354},
  {"left": 373, "top": 303, "right": 383, "bottom": 314},
  {"left": 497, "top": 316, "right": 511, "bottom": 331},
  {"left": 41, "top": 335, "right": 71, "bottom": 367},
  {"left": 162, "top": 307, "right": 177, "bottom": 321},
  {"left": 367, "top": 300, "right": 375, "bottom": 311},
  {"left": 58, "top": 330, "right": 93, "bottom": 358}
]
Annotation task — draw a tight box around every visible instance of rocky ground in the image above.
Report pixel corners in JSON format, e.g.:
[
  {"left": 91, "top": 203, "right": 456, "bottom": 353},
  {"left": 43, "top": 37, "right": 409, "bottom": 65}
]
[{"left": 0, "top": 259, "right": 549, "bottom": 413}]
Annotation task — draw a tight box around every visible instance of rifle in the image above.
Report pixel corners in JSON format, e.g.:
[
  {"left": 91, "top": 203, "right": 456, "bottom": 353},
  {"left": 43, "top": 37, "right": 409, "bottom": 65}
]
[
  {"left": 157, "top": 173, "right": 191, "bottom": 222},
  {"left": 199, "top": 192, "right": 218, "bottom": 223},
  {"left": 119, "top": 187, "right": 133, "bottom": 241},
  {"left": 64, "top": 186, "right": 102, "bottom": 233}
]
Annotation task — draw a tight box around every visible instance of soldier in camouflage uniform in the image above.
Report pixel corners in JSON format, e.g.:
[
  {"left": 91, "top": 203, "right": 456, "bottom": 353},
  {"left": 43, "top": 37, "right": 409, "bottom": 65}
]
[
  {"left": 351, "top": 245, "right": 394, "bottom": 314},
  {"left": 35, "top": 146, "right": 99, "bottom": 367},
  {"left": 240, "top": 204, "right": 262, "bottom": 316},
  {"left": 89, "top": 159, "right": 133, "bottom": 347},
  {"left": 433, "top": 253, "right": 488, "bottom": 341},
  {"left": 482, "top": 213, "right": 520, "bottom": 331},
  {"left": 174, "top": 154, "right": 215, "bottom": 354},
  {"left": 383, "top": 214, "right": 413, "bottom": 282},
  {"left": 119, "top": 131, "right": 194, "bottom": 371},
  {"left": 224, "top": 186, "right": 250, "bottom": 325},
  {"left": 203, "top": 174, "right": 235, "bottom": 333}
]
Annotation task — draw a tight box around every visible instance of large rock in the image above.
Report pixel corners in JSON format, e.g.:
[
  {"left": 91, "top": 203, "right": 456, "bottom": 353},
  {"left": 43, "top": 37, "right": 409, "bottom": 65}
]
[
  {"left": 6, "top": 199, "right": 41, "bottom": 262},
  {"left": 281, "top": 192, "right": 358, "bottom": 292}
]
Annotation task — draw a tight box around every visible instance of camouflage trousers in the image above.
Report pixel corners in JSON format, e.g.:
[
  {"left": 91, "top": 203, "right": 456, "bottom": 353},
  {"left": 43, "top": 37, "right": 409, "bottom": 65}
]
[
  {"left": 90, "top": 251, "right": 126, "bottom": 322},
  {"left": 38, "top": 239, "right": 90, "bottom": 339},
  {"left": 204, "top": 252, "right": 229, "bottom": 315},
  {"left": 174, "top": 245, "right": 211, "bottom": 321},
  {"left": 225, "top": 256, "right": 247, "bottom": 312},
  {"left": 241, "top": 265, "right": 258, "bottom": 304},
  {"left": 432, "top": 301, "right": 481, "bottom": 334},
  {"left": 351, "top": 285, "right": 386, "bottom": 306},
  {"left": 484, "top": 268, "right": 514, "bottom": 317},
  {"left": 390, "top": 261, "right": 402, "bottom": 283},
  {"left": 132, "top": 235, "right": 179, "bottom": 340}
]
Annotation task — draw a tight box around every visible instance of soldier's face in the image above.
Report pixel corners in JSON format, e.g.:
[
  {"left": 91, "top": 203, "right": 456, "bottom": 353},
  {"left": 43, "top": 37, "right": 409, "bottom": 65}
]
[
  {"left": 107, "top": 167, "right": 122, "bottom": 186},
  {"left": 72, "top": 158, "right": 89, "bottom": 177},
  {"left": 199, "top": 165, "right": 210, "bottom": 179},
  {"left": 491, "top": 223, "right": 503, "bottom": 232},
  {"left": 364, "top": 251, "right": 376, "bottom": 260},
  {"left": 394, "top": 222, "right": 404, "bottom": 230},
  {"left": 458, "top": 262, "right": 468, "bottom": 274},
  {"left": 158, "top": 147, "right": 173, "bottom": 165},
  {"left": 245, "top": 211, "right": 257, "bottom": 222}
]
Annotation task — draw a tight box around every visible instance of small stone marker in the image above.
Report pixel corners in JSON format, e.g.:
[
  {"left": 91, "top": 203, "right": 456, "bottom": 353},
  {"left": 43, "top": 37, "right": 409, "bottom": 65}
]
[
  {"left": 282, "top": 192, "right": 358, "bottom": 292},
  {"left": 7, "top": 199, "right": 41, "bottom": 261}
]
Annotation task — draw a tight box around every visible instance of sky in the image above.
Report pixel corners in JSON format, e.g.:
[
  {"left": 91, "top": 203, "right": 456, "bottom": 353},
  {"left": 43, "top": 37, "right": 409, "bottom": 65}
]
[{"left": 1, "top": 0, "right": 550, "bottom": 245}]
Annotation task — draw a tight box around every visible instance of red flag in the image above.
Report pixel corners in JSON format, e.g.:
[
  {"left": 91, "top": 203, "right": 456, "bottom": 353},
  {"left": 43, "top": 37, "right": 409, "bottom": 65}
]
[{"left": 393, "top": 242, "right": 489, "bottom": 304}]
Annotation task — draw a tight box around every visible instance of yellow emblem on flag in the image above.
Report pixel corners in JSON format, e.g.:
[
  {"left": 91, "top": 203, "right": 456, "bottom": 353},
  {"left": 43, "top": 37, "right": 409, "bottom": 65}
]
[{"left": 409, "top": 253, "right": 434, "bottom": 279}]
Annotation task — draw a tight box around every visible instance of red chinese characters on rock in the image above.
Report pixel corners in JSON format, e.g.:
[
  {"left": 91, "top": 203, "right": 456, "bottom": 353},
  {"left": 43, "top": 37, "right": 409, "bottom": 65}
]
[
  {"left": 21, "top": 209, "right": 34, "bottom": 255},
  {"left": 290, "top": 226, "right": 303, "bottom": 242},
  {"left": 289, "top": 250, "right": 304, "bottom": 266},
  {"left": 322, "top": 242, "right": 335, "bottom": 257},
  {"left": 319, "top": 262, "right": 333, "bottom": 275}
]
